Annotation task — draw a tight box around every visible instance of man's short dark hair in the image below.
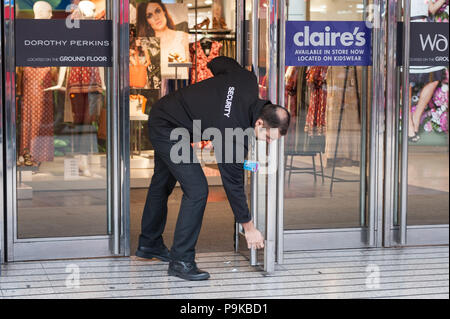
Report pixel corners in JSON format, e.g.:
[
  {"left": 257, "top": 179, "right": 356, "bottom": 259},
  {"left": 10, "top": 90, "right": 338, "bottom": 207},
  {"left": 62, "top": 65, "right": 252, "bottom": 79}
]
[{"left": 258, "top": 104, "right": 291, "bottom": 136}]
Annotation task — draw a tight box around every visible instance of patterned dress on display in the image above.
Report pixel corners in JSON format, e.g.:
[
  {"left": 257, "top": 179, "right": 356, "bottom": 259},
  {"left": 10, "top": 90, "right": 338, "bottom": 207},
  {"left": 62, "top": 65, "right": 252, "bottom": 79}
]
[
  {"left": 190, "top": 41, "right": 223, "bottom": 84},
  {"left": 305, "top": 66, "right": 328, "bottom": 136},
  {"left": 284, "top": 66, "right": 299, "bottom": 150},
  {"left": 20, "top": 67, "right": 54, "bottom": 162},
  {"left": 67, "top": 67, "right": 103, "bottom": 94},
  {"left": 67, "top": 67, "right": 103, "bottom": 124}
]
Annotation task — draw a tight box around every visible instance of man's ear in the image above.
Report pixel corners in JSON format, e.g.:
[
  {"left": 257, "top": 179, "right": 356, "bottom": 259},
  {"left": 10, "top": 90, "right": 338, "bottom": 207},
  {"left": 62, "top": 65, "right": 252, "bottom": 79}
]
[{"left": 255, "top": 119, "right": 264, "bottom": 128}]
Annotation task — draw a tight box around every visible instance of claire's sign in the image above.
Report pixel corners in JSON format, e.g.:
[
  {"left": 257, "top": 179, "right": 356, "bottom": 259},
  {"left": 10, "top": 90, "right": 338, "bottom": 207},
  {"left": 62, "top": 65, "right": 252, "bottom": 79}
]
[
  {"left": 285, "top": 21, "right": 372, "bottom": 66},
  {"left": 15, "top": 19, "right": 113, "bottom": 67}
]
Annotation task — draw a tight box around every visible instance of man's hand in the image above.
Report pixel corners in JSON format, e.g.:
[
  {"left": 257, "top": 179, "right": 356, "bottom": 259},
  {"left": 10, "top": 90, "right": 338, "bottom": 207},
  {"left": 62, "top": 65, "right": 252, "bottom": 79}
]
[{"left": 242, "top": 221, "right": 265, "bottom": 250}]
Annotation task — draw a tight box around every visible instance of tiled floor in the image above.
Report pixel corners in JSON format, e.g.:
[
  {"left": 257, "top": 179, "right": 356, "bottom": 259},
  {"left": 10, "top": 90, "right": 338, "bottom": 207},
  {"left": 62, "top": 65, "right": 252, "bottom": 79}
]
[{"left": 0, "top": 246, "right": 448, "bottom": 299}]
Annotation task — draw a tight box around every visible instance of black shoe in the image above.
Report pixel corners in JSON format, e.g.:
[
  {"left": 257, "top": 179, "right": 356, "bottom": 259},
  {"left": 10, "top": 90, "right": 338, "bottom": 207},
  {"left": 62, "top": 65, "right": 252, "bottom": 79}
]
[
  {"left": 168, "top": 260, "right": 210, "bottom": 281},
  {"left": 135, "top": 245, "right": 171, "bottom": 262}
]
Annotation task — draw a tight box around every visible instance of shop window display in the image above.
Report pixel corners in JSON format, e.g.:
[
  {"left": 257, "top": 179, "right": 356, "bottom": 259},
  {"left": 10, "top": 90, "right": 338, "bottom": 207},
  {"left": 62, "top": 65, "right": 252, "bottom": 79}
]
[
  {"left": 405, "top": 0, "right": 449, "bottom": 226},
  {"left": 129, "top": 0, "right": 235, "bottom": 88},
  {"left": 408, "top": 0, "right": 449, "bottom": 141},
  {"left": 15, "top": 0, "right": 110, "bottom": 238},
  {"left": 128, "top": 0, "right": 237, "bottom": 182}
]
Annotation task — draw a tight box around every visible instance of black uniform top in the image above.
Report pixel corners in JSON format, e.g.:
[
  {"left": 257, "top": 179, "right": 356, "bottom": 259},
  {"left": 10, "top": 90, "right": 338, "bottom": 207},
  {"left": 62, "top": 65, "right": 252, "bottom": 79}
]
[{"left": 149, "top": 56, "right": 270, "bottom": 223}]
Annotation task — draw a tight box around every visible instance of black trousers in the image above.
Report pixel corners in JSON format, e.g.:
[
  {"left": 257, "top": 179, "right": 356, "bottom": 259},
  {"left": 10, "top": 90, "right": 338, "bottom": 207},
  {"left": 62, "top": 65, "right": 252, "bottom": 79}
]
[{"left": 138, "top": 125, "right": 209, "bottom": 262}]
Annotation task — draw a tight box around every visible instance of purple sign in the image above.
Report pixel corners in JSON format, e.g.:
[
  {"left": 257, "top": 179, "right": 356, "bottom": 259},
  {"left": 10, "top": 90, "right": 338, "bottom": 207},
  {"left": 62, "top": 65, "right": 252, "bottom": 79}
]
[{"left": 285, "top": 21, "right": 372, "bottom": 66}]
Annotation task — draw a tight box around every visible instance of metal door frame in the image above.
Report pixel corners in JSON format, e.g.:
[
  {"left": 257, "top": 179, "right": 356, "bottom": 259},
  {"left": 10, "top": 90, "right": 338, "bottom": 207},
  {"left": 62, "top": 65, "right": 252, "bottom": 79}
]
[
  {"left": 384, "top": 0, "right": 449, "bottom": 247},
  {"left": 119, "top": 0, "right": 131, "bottom": 258},
  {"left": 235, "top": 0, "right": 278, "bottom": 273},
  {"left": 1, "top": 0, "right": 130, "bottom": 262},
  {"left": 1, "top": 2, "right": 4, "bottom": 264}
]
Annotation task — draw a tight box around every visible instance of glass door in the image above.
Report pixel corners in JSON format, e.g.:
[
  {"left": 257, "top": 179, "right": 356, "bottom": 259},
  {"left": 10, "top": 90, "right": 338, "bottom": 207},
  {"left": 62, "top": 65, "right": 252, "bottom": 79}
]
[
  {"left": 127, "top": 0, "right": 241, "bottom": 258},
  {"left": 279, "top": 0, "right": 380, "bottom": 251},
  {"left": 235, "top": 0, "right": 278, "bottom": 273},
  {"left": 385, "top": 0, "right": 449, "bottom": 246},
  {"left": 3, "top": 0, "right": 128, "bottom": 261}
]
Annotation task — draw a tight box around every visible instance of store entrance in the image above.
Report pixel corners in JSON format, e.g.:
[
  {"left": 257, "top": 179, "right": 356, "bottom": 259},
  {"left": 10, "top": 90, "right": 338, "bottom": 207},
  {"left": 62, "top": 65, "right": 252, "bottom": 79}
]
[
  {"left": 276, "top": 0, "right": 448, "bottom": 252},
  {"left": 271, "top": 0, "right": 376, "bottom": 252},
  {"left": 127, "top": 0, "right": 240, "bottom": 256}
]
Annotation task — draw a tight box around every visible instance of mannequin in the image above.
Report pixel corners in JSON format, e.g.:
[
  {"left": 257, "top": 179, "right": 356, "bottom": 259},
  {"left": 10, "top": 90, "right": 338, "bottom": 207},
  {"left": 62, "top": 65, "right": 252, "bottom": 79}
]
[
  {"left": 45, "top": 0, "right": 105, "bottom": 177},
  {"left": 68, "top": 0, "right": 96, "bottom": 19},
  {"left": 19, "top": 1, "right": 55, "bottom": 163},
  {"left": 72, "top": 0, "right": 106, "bottom": 19},
  {"left": 33, "top": 1, "right": 52, "bottom": 19}
]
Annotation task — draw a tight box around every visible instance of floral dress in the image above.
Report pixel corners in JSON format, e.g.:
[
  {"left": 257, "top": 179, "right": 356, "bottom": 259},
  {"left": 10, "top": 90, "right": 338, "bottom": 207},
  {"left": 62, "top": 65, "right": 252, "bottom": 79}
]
[
  {"left": 305, "top": 66, "right": 328, "bottom": 136},
  {"left": 190, "top": 41, "right": 223, "bottom": 84},
  {"left": 429, "top": 0, "right": 449, "bottom": 22},
  {"left": 413, "top": 0, "right": 449, "bottom": 133}
]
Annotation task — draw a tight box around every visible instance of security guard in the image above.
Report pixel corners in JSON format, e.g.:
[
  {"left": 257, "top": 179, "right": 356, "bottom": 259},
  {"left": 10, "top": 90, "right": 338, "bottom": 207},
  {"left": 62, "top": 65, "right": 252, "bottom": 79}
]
[{"left": 136, "top": 57, "right": 290, "bottom": 281}]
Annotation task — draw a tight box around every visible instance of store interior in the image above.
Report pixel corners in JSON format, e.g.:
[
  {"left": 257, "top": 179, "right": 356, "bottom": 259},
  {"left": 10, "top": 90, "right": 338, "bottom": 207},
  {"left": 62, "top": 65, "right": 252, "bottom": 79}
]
[
  {"left": 127, "top": 0, "right": 239, "bottom": 254},
  {"left": 13, "top": 0, "right": 449, "bottom": 252}
]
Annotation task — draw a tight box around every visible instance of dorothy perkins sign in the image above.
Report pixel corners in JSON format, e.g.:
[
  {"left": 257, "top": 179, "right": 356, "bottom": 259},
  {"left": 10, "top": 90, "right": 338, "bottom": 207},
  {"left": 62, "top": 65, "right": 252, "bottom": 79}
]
[
  {"left": 15, "top": 19, "right": 113, "bottom": 67},
  {"left": 285, "top": 21, "right": 372, "bottom": 66}
]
